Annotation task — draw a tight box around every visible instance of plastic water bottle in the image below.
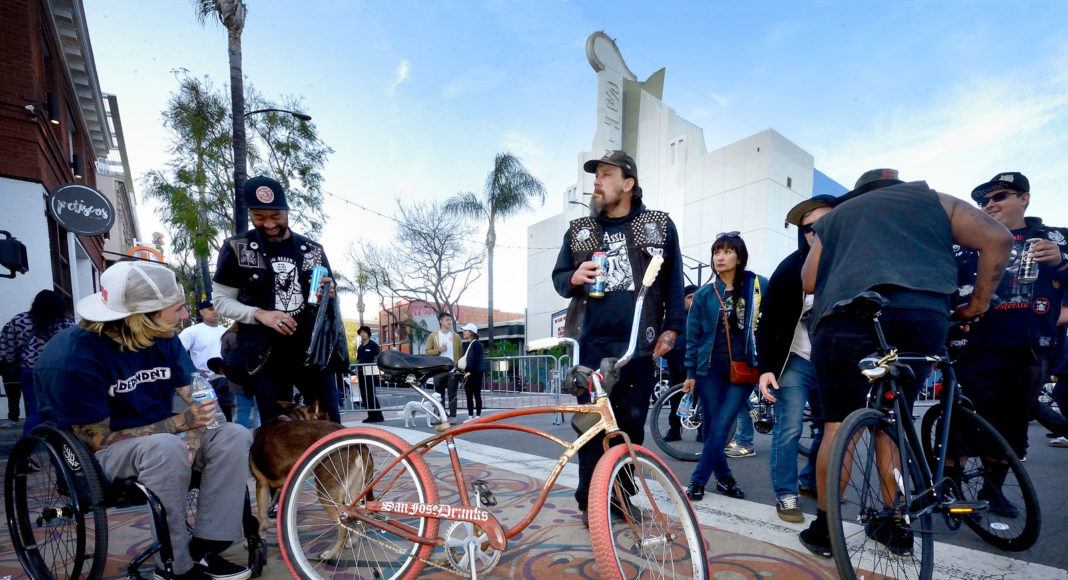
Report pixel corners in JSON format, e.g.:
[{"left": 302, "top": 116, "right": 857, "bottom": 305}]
[
  {"left": 676, "top": 392, "right": 694, "bottom": 417},
  {"left": 190, "top": 373, "right": 226, "bottom": 429}
]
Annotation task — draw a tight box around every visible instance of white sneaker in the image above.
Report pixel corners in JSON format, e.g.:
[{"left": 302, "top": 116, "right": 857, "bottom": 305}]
[
  {"left": 1050, "top": 436, "right": 1068, "bottom": 448},
  {"left": 0, "top": 421, "right": 18, "bottom": 429}
]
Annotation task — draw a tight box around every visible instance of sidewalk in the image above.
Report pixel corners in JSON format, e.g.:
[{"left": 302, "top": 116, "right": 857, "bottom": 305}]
[{"left": 0, "top": 412, "right": 839, "bottom": 579}]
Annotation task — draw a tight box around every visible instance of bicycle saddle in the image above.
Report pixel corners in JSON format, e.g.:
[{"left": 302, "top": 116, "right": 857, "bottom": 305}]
[
  {"left": 832, "top": 291, "right": 889, "bottom": 318},
  {"left": 377, "top": 350, "right": 455, "bottom": 380}
]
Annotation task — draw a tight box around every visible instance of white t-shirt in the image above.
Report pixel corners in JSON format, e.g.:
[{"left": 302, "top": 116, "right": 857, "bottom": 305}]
[
  {"left": 178, "top": 323, "right": 228, "bottom": 373},
  {"left": 436, "top": 330, "right": 455, "bottom": 360},
  {"left": 788, "top": 294, "right": 815, "bottom": 360}
]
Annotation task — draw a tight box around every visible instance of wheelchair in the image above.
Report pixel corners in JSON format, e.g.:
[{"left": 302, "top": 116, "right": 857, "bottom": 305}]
[{"left": 5, "top": 423, "right": 267, "bottom": 579}]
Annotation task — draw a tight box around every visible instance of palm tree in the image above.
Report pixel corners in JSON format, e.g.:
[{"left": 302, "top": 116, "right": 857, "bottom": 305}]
[
  {"left": 444, "top": 153, "right": 546, "bottom": 348},
  {"left": 192, "top": 0, "right": 249, "bottom": 235}
]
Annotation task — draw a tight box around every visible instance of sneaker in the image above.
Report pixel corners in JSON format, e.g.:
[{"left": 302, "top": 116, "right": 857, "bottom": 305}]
[
  {"left": 685, "top": 482, "right": 705, "bottom": 501},
  {"left": 663, "top": 429, "right": 682, "bottom": 442},
  {"left": 864, "top": 516, "right": 914, "bottom": 556},
  {"left": 155, "top": 566, "right": 211, "bottom": 580},
  {"left": 724, "top": 440, "right": 738, "bottom": 451},
  {"left": 798, "top": 483, "right": 818, "bottom": 498},
  {"left": 197, "top": 553, "right": 252, "bottom": 580},
  {"left": 725, "top": 446, "right": 756, "bottom": 458},
  {"left": 776, "top": 495, "right": 804, "bottom": 523},
  {"left": 0, "top": 420, "right": 18, "bottom": 429},
  {"left": 977, "top": 486, "right": 1019, "bottom": 518},
  {"left": 361, "top": 415, "right": 384, "bottom": 423},
  {"left": 798, "top": 521, "right": 832, "bottom": 558},
  {"left": 268, "top": 503, "right": 278, "bottom": 519},
  {"left": 715, "top": 477, "right": 745, "bottom": 499},
  {"left": 1050, "top": 436, "right": 1068, "bottom": 447},
  {"left": 580, "top": 510, "right": 589, "bottom": 528},
  {"left": 610, "top": 496, "right": 643, "bottom": 521}
]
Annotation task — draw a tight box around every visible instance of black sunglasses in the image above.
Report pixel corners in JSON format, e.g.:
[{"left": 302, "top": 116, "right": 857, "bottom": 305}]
[
  {"left": 800, "top": 224, "right": 816, "bottom": 235},
  {"left": 715, "top": 231, "right": 740, "bottom": 240},
  {"left": 978, "top": 190, "right": 1020, "bottom": 208}
]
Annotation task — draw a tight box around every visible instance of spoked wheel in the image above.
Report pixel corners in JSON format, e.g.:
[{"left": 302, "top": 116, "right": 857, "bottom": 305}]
[
  {"left": 648, "top": 383, "right": 710, "bottom": 461},
  {"left": 920, "top": 404, "right": 1040, "bottom": 551},
  {"left": 5, "top": 426, "right": 108, "bottom": 580},
  {"left": 278, "top": 428, "right": 440, "bottom": 580},
  {"left": 588, "top": 444, "right": 709, "bottom": 579},
  {"left": 826, "top": 409, "right": 934, "bottom": 580}
]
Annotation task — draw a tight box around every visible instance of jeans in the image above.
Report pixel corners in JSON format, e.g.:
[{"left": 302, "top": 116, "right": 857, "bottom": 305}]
[
  {"left": 769, "top": 354, "right": 818, "bottom": 499},
  {"left": 734, "top": 400, "right": 754, "bottom": 448},
  {"left": 233, "top": 392, "right": 260, "bottom": 429},
  {"left": 690, "top": 362, "right": 753, "bottom": 486}
]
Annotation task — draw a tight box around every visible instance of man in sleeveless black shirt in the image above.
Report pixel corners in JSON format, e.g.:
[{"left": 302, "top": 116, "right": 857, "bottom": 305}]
[{"left": 796, "top": 169, "right": 1012, "bottom": 557}]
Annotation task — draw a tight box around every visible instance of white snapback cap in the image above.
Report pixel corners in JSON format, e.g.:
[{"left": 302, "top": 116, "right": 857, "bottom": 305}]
[{"left": 77, "top": 261, "right": 184, "bottom": 322}]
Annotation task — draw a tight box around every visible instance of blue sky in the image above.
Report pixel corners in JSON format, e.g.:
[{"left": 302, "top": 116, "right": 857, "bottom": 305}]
[{"left": 84, "top": 0, "right": 1068, "bottom": 316}]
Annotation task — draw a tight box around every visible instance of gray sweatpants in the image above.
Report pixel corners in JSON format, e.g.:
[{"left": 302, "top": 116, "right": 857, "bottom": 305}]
[{"left": 95, "top": 423, "right": 253, "bottom": 574}]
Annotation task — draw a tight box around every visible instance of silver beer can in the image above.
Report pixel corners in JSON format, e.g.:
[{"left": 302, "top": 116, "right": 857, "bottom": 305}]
[{"left": 590, "top": 252, "right": 607, "bottom": 298}]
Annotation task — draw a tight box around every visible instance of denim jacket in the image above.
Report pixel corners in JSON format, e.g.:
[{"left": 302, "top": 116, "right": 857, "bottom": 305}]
[{"left": 684, "top": 271, "right": 766, "bottom": 379}]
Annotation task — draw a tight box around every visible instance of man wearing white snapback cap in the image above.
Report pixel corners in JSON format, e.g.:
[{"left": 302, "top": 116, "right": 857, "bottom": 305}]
[{"left": 35, "top": 260, "right": 253, "bottom": 580}]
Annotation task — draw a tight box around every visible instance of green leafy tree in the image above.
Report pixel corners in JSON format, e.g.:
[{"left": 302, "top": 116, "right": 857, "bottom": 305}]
[
  {"left": 444, "top": 152, "right": 545, "bottom": 347},
  {"left": 143, "top": 73, "right": 230, "bottom": 301}
]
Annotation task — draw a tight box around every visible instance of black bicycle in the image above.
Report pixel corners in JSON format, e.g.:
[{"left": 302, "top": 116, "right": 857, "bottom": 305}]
[
  {"left": 648, "top": 383, "right": 816, "bottom": 461},
  {"left": 825, "top": 292, "right": 1040, "bottom": 580}
]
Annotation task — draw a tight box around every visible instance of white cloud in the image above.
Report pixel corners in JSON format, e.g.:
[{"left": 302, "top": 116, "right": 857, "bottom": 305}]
[{"left": 388, "top": 59, "right": 410, "bottom": 94}]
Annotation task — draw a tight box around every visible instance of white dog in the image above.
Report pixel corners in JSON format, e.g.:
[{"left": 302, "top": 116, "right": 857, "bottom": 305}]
[{"left": 399, "top": 400, "right": 437, "bottom": 428}]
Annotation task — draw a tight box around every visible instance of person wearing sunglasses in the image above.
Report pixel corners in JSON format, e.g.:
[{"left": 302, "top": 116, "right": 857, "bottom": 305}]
[
  {"left": 954, "top": 172, "right": 1068, "bottom": 461},
  {"left": 797, "top": 168, "right": 1012, "bottom": 558},
  {"left": 753, "top": 193, "right": 837, "bottom": 523},
  {"left": 551, "top": 149, "right": 686, "bottom": 528},
  {"left": 681, "top": 233, "right": 768, "bottom": 503}
]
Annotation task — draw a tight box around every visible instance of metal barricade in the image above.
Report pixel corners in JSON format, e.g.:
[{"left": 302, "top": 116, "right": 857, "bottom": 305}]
[{"left": 343, "top": 355, "right": 573, "bottom": 424}]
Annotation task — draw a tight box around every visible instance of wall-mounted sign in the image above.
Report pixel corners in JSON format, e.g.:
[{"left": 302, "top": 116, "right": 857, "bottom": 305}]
[
  {"left": 47, "top": 184, "right": 115, "bottom": 236},
  {"left": 551, "top": 308, "right": 568, "bottom": 338},
  {"left": 127, "top": 245, "right": 164, "bottom": 263}
]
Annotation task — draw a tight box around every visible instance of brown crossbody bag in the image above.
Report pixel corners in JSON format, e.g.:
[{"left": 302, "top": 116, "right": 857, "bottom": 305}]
[{"left": 711, "top": 281, "right": 760, "bottom": 384}]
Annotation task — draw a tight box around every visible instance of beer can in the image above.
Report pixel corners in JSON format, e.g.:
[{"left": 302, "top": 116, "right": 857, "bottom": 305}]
[
  {"left": 589, "top": 252, "right": 607, "bottom": 298},
  {"left": 308, "top": 265, "right": 329, "bottom": 305},
  {"left": 1019, "top": 238, "right": 1042, "bottom": 283}
]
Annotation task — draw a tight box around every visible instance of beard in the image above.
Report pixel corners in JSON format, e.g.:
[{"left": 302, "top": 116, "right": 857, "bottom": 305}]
[{"left": 257, "top": 224, "right": 290, "bottom": 242}]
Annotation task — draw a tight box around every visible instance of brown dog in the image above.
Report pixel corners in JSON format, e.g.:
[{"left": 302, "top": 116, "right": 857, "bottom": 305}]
[{"left": 249, "top": 400, "right": 373, "bottom": 559}]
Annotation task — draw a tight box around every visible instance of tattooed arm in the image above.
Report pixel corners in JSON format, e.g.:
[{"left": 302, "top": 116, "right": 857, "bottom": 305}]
[
  {"left": 941, "top": 192, "right": 1013, "bottom": 320},
  {"left": 73, "top": 385, "right": 218, "bottom": 457}
]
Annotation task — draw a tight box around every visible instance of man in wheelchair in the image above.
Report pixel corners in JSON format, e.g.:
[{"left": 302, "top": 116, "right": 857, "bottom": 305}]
[{"left": 34, "top": 261, "right": 253, "bottom": 580}]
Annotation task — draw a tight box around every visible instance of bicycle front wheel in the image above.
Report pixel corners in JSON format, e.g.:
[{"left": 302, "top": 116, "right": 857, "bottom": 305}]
[
  {"left": 920, "top": 403, "right": 1040, "bottom": 551},
  {"left": 588, "top": 444, "right": 709, "bottom": 579},
  {"left": 278, "top": 428, "right": 440, "bottom": 580},
  {"left": 648, "top": 384, "right": 703, "bottom": 461},
  {"left": 826, "top": 408, "right": 934, "bottom": 580}
]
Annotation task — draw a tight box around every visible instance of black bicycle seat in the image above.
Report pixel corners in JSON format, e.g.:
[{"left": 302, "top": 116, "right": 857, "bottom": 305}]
[
  {"left": 377, "top": 350, "right": 454, "bottom": 379},
  {"left": 832, "top": 292, "right": 889, "bottom": 318}
]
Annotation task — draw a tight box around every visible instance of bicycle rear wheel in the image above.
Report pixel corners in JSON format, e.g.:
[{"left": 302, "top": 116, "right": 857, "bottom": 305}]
[
  {"left": 588, "top": 444, "right": 709, "bottom": 579},
  {"left": 648, "top": 383, "right": 705, "bottom": 461},
  {"left": 920, "top": 404, "right": 1040, "bottom": 551},
  {"left": 278, "top": 428, "right": 440, "bottom": 580},
  {"left": 826, "top": 408, "right": 934, "bottom": 580}
]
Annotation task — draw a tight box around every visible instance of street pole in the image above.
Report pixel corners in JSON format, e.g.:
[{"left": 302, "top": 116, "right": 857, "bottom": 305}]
[{"left": 232, "top": 108, "right": 312, "bottom": 235}]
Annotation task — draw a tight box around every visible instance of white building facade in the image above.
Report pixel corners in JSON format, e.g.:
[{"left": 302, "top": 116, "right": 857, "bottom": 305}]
[{"left": 526, "top": 32, "right": 845, "bottom": 344}]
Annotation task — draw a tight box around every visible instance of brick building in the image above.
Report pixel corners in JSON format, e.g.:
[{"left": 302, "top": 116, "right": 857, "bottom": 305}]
[
  {"left": 377, "top": 300, "right": 524, "bottom": 353},
  {"left": 0, "top": 0, "right": 138, "bottom": 323}
]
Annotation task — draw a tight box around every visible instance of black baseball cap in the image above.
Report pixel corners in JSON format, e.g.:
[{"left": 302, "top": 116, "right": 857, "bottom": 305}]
[
  {"left": 971, "top": 172, "right": 1029, "bottom": 202},
  {"left": 584, "top": 150, "right": 638, "bottom": 180},
  {"left": 245, "top": 176, "right": 289, "bottom": 210},
  {"left": 198, "top": 299, "right": 214, "bottom": 310}
]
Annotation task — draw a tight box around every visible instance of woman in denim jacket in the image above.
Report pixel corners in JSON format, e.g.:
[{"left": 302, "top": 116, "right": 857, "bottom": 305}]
[{"left": 683, "top": 233, "right": 766, "bottom": 501}]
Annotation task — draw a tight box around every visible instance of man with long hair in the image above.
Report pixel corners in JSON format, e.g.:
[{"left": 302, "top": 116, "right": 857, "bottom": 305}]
[{"left": 36, "top": 261, "right": 252, "bottom": 580}]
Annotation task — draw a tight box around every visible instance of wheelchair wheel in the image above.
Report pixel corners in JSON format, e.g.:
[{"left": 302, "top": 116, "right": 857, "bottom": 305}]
[{"left": 6, "top": 426, "right": 109, "bottom": 580}]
